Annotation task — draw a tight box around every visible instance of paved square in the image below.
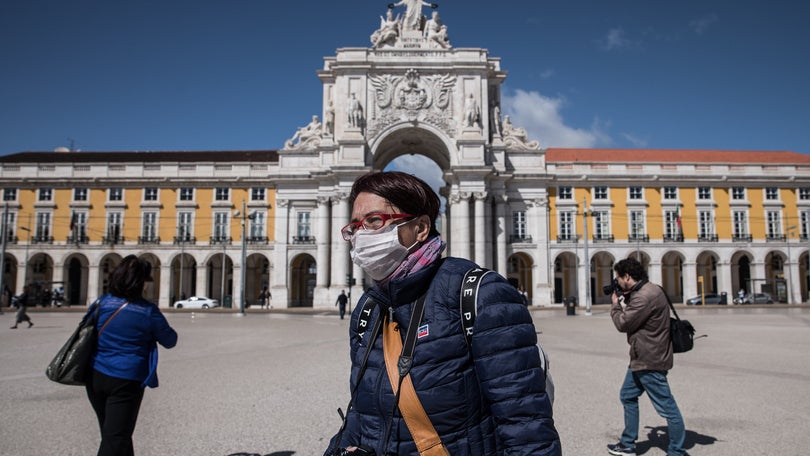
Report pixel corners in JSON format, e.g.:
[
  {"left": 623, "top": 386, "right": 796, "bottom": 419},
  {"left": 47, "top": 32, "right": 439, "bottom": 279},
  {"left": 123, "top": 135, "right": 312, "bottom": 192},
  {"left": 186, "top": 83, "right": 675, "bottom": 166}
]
[{"left": 2, "top": 306, "right": 808, "bottom": 455}]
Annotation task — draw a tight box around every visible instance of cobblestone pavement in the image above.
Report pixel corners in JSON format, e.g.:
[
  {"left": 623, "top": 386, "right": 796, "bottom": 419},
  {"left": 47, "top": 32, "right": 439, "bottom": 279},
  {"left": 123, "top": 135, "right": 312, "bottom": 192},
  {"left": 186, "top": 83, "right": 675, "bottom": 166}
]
[{"left": 1, "top": 305, "right": 809, "bottom": 455}]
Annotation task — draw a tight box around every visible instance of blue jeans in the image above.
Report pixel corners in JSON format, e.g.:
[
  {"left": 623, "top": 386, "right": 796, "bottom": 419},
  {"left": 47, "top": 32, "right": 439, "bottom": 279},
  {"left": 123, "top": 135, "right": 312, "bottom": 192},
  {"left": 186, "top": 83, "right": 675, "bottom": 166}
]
[{"left": 619, "top": 368, "right": 685, "bottom": 456}]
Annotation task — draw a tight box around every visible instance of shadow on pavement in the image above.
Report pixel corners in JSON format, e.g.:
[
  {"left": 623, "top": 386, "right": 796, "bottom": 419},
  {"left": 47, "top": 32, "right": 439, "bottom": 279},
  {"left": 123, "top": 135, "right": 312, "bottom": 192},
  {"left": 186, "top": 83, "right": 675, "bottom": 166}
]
[{"left": 637, "top": 425, "right": 719, "bottom": 454}]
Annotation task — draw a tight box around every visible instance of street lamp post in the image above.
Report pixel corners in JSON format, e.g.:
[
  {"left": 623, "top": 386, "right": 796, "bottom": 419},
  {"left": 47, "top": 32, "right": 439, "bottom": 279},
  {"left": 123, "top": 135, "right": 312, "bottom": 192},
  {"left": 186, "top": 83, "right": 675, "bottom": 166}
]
[
  {"left": 787, "top": 224, "right": 797, "bottom": 304},
  {"left": 582, "top": 198, "right": 591, "bottom": 315},
  {"left": 0, "top": 203, "right": 8, "bottom": 307},
  {"left": 178, "top": 226, "right": 186, "bottom": 305},
  {"left": 239, "top": 200, "right": 247, "bottom": 315},
  {"left": 19, "top": 225, "right": 30, "bottom": 286}
]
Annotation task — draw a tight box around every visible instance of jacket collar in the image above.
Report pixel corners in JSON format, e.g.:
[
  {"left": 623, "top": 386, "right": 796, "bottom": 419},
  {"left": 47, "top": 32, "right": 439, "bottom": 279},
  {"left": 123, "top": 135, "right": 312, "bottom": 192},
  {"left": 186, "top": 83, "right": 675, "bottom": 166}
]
[{"left": 368, "top": 258, "right": 443, "bottom": 309}]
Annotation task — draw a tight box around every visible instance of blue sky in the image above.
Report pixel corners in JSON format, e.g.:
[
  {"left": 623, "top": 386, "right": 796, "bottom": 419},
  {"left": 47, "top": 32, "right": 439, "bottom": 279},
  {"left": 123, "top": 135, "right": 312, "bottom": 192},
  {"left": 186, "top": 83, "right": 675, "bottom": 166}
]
[{"left": 1, "top": 0, "right": 809, "bottom": 157}]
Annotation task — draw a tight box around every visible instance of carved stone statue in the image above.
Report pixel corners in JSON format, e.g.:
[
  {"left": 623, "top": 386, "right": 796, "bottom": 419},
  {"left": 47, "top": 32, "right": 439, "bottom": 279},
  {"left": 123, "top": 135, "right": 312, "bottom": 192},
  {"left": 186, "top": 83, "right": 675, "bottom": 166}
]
[
  {"left": 347, "top": 93, "right": 364, "bottom": 129},
  {"left": 423, "top": 10, "right": 450, "bottom": 48},
  {"left": 324, "top": 101, "right": 335, "bottom": 135},
  {"left": 285, "top": 115, "right": 323, "bottom": 149},
  {"left": 388, "top": 0, "right": 437, "bottom": 31},
  {"left": 491, "top": 103, "right": 502, "bottom": 136},
  {"left": 502, "top": 115, "right": 540, "bottom": 149},
  {"left": 464, "top": 93, "right": 480, "bottom": 128},
  {"left": 371, "top": 9, "right": 400, "bottom": 48}
]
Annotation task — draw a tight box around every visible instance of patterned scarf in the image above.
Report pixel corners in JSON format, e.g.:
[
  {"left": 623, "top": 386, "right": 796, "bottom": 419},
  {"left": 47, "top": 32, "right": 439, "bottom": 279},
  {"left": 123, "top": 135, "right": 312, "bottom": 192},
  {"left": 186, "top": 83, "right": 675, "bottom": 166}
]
[{"left": 384, "top": 235, "right": 446, "bottom": 283}]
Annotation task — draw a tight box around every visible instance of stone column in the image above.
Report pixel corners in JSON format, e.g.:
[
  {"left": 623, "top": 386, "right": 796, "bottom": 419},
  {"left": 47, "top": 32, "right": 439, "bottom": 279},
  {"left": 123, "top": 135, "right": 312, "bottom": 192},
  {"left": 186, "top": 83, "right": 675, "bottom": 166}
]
[
  {"left": 272, "top": 199, "right": 290, "bottom": 307},
  {"left": 195, "top": 262, "right": 207, "bottom": 303},
  {"left": 159, "top": 263, "right": 172, "bottom": 308},
  {"left": 494, "top": 194, "right": 507, "bottom": 275},
  {"left": 716, "top": 259, "right": 730, "bottom": 303},
  {"left": 682, "top": 261, "right": 698, "bottom": 302},
  {"left": 453, "top": 192, "right": 471, "bottom": 260},
  {"left": 331, "top": 194, "right": 350, "bottom": 298},
  {"left": 316, "top": 197, "right": 331, "bottom": 288},
  {"left": 87, "top": 264, "right": 100, "bottom": 305},
  {"left": 530, "top": 197, "right": 552, "bottom": 306},
  {"left": 473, "top": 192, "right": 487, "bottom": 266}
]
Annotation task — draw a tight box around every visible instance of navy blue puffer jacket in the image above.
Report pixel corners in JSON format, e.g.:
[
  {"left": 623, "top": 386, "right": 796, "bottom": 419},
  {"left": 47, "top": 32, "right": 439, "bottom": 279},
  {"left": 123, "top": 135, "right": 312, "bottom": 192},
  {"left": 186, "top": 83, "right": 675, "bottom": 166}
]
[{"left": 325, "top": 257, "right": 560, "bottom": 455}]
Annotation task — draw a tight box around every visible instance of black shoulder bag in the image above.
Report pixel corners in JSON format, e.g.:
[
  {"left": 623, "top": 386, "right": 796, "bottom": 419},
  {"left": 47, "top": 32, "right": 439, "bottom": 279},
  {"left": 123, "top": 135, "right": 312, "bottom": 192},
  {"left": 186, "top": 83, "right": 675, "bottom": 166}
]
[{"left": 659, "top": 286, "right": 697, "bottom": 353}]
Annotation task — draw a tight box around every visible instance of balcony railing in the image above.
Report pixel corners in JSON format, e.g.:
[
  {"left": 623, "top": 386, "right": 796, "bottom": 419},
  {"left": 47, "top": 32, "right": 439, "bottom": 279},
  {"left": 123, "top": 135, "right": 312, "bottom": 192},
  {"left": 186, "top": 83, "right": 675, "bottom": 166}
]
[
  {"left": 732, "top": 235, "right": 753, "bottom": 242},
  {"left": 628, "top": 234, "right": 650, "bottom": 243},
  {"left": 4, "top": 234, "right": 18, "bottom": 244},
  {"left": 698, "top": 234, "right": 719, "bottom": 242},
  {"left": 32, "top": 235, "right": 54, "bottom": 244},
  {"left": 592, "top": 234, "right": 614, "bottom": 243},
  {"left": 173, "top": 235, "right": 196, "bottom": 245},
  {"left": 67, "top": 234, "right": 89, "bottom": 245},
  {"left": 210, "top": 236, "right": 232, "bottom": 245},
  {"left": 138, "top": 235, "right": 161, "bottom": 245},
  {"left": 292, "top": 235, "right": 316, "bottom": 244},
  {"left": 509, "top": 234, "right": 533, "bottom": 244},
  {"left": 102, "top": 235, "right": 124, "bottom": 245},
  {"left": 556, "top": 234, "right": 578, "bottom": 243},
  {"left": 766, "top": 235, "right": 787, "bottom": 242},
  {"left": 246, "top": 236, "right": 269, "bottom": 245},
  {"left": 663, "top": 234, "right": 684, "bottom": 243}
]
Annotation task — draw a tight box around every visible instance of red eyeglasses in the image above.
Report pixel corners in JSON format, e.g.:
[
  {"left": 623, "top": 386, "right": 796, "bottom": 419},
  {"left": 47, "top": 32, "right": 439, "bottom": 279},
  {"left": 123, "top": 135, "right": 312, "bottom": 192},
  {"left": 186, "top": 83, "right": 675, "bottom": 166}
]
[{"left": 340, "top": 213, "right": 414, "bottom": 241}]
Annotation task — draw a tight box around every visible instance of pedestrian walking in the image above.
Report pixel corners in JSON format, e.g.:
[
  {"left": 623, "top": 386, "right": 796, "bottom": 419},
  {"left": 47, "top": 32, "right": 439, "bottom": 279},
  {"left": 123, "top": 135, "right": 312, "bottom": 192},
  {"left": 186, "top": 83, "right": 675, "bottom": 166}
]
[
  {"left": 335, "top": 289, "right": 348, "bottom": 319},
  {"left": 85, "top": 255, "right": 178, "bottom": 456},
  {"left": 10, "top": 285, "right": 33, "bottom": 329},
  {"left": 607, "top": 257, "right": 685, "bottom": 456},
  {"left": 259, "top": 286, "right": 270, "bottom": 309}
]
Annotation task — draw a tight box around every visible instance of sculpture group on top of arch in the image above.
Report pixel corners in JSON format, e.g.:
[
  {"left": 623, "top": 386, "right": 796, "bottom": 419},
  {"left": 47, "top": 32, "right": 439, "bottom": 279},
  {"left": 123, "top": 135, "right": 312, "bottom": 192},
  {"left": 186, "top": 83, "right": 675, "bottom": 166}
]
[{"left": 371, "top": 1, "right": 450, "bottom": 49}]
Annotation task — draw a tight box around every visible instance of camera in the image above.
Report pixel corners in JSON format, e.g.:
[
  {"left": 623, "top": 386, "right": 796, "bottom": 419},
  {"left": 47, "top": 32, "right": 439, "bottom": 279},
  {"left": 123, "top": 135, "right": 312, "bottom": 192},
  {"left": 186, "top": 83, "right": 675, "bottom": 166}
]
[{"left": 603, "top": 278, "right": 621, "bottom": 295}]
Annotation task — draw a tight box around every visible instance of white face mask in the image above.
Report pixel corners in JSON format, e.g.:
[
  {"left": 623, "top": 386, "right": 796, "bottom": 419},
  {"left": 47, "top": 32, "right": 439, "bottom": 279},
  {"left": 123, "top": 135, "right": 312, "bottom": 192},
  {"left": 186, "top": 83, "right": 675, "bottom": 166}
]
[{"left": 350, "top": 222, "right": 417, "bottom": 281}]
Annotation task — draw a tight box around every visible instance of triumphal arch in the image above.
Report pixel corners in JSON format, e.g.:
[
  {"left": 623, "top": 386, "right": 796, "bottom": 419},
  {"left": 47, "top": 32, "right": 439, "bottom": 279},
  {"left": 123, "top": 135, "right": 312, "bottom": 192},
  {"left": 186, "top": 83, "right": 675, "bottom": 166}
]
[{"left": 272, "top": 2, "right": 552, "bottom": 306}]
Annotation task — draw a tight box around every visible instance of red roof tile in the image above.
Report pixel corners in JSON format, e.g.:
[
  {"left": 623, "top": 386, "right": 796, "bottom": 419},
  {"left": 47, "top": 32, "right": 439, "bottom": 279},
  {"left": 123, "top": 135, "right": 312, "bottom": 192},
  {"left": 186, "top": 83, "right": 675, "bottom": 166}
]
[{"left": 545, "top": 148, "right": 810, "bottom": 164}]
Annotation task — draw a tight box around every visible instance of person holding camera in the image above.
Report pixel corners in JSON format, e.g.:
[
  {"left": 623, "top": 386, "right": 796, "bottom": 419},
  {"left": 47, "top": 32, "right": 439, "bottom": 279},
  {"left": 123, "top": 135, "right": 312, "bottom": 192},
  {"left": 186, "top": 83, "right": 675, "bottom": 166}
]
[
  {"left": 325, "top": 171, "right": 559, "bottom": 456},
  {"left": 607, "top": 258, "right": 685, "bottom": 456}
]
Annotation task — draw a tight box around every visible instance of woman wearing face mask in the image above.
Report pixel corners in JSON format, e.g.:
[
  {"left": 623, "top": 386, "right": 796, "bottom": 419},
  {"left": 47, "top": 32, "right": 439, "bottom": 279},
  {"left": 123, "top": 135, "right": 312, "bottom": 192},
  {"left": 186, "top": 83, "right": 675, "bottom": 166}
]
[{"left": 325, "top": 171, "right": 560, "bottom": 456}]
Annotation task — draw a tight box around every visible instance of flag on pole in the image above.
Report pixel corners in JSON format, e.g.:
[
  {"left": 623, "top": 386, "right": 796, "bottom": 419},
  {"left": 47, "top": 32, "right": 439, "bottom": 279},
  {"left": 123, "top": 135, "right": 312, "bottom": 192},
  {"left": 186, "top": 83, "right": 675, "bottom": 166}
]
[{"left": 69, "top": 212, "right": 76, "bottom": 231}]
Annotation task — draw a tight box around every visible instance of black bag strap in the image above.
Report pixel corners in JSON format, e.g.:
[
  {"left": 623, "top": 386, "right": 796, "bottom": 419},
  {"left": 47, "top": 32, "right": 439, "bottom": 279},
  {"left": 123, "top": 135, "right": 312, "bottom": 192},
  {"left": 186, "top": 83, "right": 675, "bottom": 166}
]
[
  {"left": 657, "top": 285, "right": 681, "bottom": 321},
  {"left": 460, "top": 268, "right": 492, "bottom": 347},
  {"left": 330, "top": 297, "right": 385, "bottom": 455}
]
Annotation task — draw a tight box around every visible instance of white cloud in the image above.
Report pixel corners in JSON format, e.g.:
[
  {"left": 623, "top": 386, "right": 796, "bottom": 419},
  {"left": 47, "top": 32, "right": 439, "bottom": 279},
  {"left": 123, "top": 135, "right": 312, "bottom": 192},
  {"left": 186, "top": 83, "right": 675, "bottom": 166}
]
[
  {"left": 599, "top": 27, "right": 635, "bottom": 51},
  {"left": 384, "top": 154, "right": 446, "bottom": 211},
  {"left": 689, "top": 14, "right": 718, "bottom": 35},
  {"left": 621, "top": 132, "right": 649, "bottom": 148},
  {"left": 501, "top": 89, "right": 611, "bottom": 148}
]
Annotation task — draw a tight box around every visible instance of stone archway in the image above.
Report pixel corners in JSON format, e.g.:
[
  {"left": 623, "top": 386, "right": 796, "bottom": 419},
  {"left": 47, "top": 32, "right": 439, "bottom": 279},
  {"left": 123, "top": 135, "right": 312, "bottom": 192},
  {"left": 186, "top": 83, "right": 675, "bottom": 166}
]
[
  {"left": 764, "top": 251, "right": 788, "bottom": 303},
  {"left": 139, "top": 253, "right": 161, "bottom": 305},
  {"left": 98, "top": 254, "right": 123, "bottom": 299},
  {"left": 507, "top": 252, "right": 533, "bottom": 302},
  {"left": 553, "top": 252, "right": 577, "bottom": 304},
  {"left": 591, "top": 251, "right": 616, "bottom": 305},
  {"left": 63, "top": 254, "right": 89, "bottom": 306},
  {"left": 731, "top": 251, "right": 753, "bottom": 298},
  {"left": 290, "top": 254, "right": 316, "bottom": 308},
  {"left": 695, "top": 251, "right": 719, "bottom": 295},
  {"left": 171, "top": 253, "right": 197, "bottom": 304},
  {"left": 661, "top": 251, "right": 685, "bottom": 303}
]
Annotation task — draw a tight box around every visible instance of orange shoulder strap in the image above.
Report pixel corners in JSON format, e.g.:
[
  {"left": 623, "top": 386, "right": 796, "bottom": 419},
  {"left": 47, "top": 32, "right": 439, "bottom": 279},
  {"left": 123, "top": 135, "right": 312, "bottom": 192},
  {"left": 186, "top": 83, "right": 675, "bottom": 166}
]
[{"left": 383, "top": 316, "right": 449, "bottom": 456}]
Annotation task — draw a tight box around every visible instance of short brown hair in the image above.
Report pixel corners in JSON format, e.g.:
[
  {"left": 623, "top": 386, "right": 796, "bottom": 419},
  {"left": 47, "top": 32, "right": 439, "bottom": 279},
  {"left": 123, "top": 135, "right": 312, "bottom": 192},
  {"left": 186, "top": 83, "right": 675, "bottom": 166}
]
[
  {"left": 108, "top": 255, "right": 152, "bottom": 301},
  {"left": 349, "top": 171, "right": 441, "bottom": 237}
]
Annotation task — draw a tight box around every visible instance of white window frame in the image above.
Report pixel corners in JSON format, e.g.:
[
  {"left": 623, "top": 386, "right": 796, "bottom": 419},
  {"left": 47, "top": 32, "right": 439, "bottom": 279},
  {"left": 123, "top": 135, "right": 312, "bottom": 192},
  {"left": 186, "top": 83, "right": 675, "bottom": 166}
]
[
  {"left": 177, "top": 212, "right": 193, "bottom": 241},
  {"left": 766, "top": 210, "right": 782, "bottom": 238},
  {"left": 559, "top": 211, "right": 575, "bottom": 240},
  {"left": 593, "top": 186, "right": 608, "bottom": 200},
  {"left": 215, "top": 187, "right": 230, "bottom": 202},
  {"left": 213, "top": 212, "right": 229, "bottom": 241},
  {"left": 39, "top": 188, "right": 53, "bottom": 201},
  {"left": 698, "top": 210, "right": 714, "bottom": 238},
  {"left": 732, "top": 187, "right": 746, "bottom": 200},
  {"left": 297, "top": 211, "right": 311, "bottom": 239},
  {"left": 250, "top": 187, "right": 266, "bottom": 201},
  {"left": 142, "top": 212, "right": 158, "bottom": 240},
  {"left": 593, "top": 210, "right": 610, "bottom": 239},
  {"left": 733, "top": 211, "right": 749, "bottom": 238},
  {"left": 765, "top": 187, "right": 779, "bottom": 201},
  {"left": 144, "top": 187, "right": 159, "bottom": 201},
  {"left": 179, "top": 187, "right": 194, "bottom": 201},
  {"left": 663, "top": 186, "right": 678, "bottom": 200},
  {"left": 35, "top": 212, "right": 51, "bottom": 240},
  {"left": 697, "top": 187, "right": 712, "bottom": 200},
  {"left": 2, "top": 188, "right": 16, "bottom": 201},
  {"left": 629, "top": 210, "right": 645, "bottom": 238},
  {"left": 558, "top": 186, "right": 573, "bottom": 200}
]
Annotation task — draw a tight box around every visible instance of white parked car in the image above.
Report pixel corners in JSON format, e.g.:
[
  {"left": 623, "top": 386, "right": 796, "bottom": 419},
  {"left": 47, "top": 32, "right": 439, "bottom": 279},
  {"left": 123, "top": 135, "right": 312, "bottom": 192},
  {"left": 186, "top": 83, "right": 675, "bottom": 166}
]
[{"left": 174, "top": 296, "right": 219, "bottom": 309}]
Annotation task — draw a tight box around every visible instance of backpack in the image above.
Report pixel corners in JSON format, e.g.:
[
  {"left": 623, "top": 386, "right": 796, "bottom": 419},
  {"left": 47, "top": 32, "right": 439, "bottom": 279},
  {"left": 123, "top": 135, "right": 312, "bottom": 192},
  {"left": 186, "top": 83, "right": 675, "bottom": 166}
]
[{"left": 460, "top": 268, "right": 555, "bottom": 404}]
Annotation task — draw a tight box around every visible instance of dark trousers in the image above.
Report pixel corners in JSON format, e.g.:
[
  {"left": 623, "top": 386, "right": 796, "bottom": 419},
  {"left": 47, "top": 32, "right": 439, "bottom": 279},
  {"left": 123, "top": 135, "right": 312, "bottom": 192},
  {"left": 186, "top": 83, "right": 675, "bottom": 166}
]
[{"left": 86, "top": 370, "right": 145, "bottom": 456}]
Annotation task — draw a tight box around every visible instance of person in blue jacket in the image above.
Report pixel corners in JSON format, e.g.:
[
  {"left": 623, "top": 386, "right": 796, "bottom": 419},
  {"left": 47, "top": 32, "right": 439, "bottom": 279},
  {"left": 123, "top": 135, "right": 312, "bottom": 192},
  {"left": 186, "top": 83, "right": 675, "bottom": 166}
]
[
  {"left": 326, "top": 171, "right": 560, "bottom": 455},
  {"left": 85, "top": 255, "right": 178, "bottom": 456}
]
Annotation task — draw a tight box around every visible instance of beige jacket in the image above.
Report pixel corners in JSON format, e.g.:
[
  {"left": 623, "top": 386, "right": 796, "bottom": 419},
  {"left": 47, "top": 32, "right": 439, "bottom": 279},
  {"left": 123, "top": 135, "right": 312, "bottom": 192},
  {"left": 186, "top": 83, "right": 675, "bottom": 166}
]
[{"left": 610, "top": 281, "right": 673, "bottom": 371}]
